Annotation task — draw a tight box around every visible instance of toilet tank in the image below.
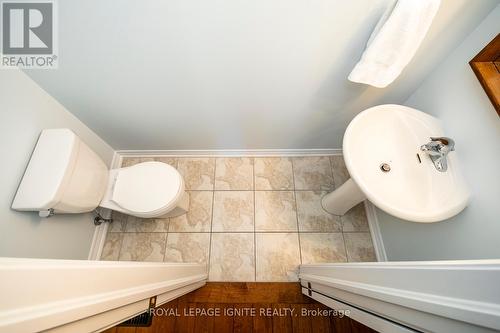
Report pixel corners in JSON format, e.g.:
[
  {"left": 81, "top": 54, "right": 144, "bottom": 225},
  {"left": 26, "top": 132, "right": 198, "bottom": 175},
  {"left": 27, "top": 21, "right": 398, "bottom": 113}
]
[{"left": 12, "top": 129, "right": 109, "bottom": 214}]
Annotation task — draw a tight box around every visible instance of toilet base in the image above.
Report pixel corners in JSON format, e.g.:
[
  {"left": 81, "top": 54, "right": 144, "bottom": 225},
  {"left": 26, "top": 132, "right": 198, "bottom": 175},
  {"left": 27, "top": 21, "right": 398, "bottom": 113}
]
[
  {"left": 157, "top": 191, "right": 190, "bottom": 218},
  {"left": 99, "top": 191, "right": 190, "bottom": 219}
]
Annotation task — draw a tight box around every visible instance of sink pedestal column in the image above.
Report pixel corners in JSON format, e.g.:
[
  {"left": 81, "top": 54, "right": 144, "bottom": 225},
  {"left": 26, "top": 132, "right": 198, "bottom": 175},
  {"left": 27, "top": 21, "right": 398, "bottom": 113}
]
[{"left": 322, "top": 178, "right": 366, "bottom": 215}]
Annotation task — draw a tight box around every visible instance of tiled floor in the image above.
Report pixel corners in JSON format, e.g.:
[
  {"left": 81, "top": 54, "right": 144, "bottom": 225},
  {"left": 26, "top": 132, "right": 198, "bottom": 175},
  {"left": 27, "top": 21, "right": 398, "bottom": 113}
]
[{"left": 101, "top": 155, "right": 376, "bottom": 282}]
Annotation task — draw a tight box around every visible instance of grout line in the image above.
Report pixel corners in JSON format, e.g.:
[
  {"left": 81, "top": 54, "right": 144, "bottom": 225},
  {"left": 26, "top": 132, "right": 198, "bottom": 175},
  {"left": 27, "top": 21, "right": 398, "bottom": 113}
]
[
  {"left": 341, "top": 232, "right": 350, "bottom": 263},
  {"left": 108, "top": 230, "right": 347, "bottom": 233},
  {"left": 253, "top": 158, "right": 257, "bottom": 282},
  {"left": 161, "top": 232, "right": 168, "bottom": 262},
  {"left": 186, "top": 189, "right": 329, "bottom": 192},
  {"left": 291, "top": 158, "right": 303, "bottom": 267},
  {"left": 161, "top": 217, "right": 171, "bottom": 262},
  {"left": 207, "top": 159, "right": 217, "bottom": 280},
  {"left": 328, "top": 155, "right": 336, "bottom": 190},
  {"left": 114, "top": 232, "right": 124, "bottom": 261},
  {"left": 328, "top": 156, "right": 346, "bottom": 233},
  {"left": 115, "top": 215, "right": 130, "bottom": 261},
  {"left": 161, "top": 205, "right": 173, "bottom": 263},
  {"left": 203, "top": 232, "right": 256, "bottom": 234}
]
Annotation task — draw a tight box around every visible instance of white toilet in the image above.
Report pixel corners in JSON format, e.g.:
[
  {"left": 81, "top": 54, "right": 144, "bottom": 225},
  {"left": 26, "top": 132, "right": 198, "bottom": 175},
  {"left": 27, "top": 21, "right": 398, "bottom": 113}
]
[
  {"left": 100, "top": 161, "right": 189, "bottom": 218},
  {"left": 11, "top": 129, "right": 189, "bottom": 218}
]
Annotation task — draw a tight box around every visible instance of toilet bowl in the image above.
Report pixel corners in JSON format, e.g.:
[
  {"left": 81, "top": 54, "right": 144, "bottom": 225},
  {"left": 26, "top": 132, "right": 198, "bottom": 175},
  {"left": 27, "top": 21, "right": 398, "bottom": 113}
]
[
  {"left": 99, "top": 161, "right": 189, "bottom": 218},
  {"left": 11, "top": 129, "right": 189, "bottom": 219}
]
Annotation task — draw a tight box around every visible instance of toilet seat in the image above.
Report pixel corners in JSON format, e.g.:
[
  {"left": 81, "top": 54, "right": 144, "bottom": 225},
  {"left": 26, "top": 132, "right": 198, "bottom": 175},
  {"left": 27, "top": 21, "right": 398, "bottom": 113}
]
[{"left": 111, "top": 161, "right": 184, "bottom": 217}]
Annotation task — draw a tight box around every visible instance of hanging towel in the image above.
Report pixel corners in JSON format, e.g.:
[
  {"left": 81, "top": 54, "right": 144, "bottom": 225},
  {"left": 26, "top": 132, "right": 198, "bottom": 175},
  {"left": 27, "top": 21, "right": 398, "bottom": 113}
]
[{"left": 348, "top": 0, "right": 441, "bottom": 88}]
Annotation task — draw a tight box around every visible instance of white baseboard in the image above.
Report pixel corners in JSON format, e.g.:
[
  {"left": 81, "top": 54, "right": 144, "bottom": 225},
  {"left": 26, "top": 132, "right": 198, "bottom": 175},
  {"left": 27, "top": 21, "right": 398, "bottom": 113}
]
[
  {"left": 88, "top": 221, "right": 109, "bottom": 260},
  {"left": 116, "top": 148, "right": 342, "bottom": 157},
  {"left": 364, "top": 201, "right": 388, "bottom": 262},
  {"left": 109, "top": 150, "right": 123, "bottom": 169}
]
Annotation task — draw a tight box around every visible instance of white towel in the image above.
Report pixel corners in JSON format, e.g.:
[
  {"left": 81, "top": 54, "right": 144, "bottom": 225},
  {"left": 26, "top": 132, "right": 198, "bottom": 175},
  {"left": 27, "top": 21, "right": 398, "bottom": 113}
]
[{"left": 348, "top": 0, "right": 441, "bottom": 88}]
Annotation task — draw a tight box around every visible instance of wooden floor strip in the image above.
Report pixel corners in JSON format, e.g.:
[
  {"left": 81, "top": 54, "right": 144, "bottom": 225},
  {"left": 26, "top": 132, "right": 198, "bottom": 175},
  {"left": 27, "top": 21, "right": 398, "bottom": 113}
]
[{"left": 102, "top": 282, "right": 377, "bottom": 333}]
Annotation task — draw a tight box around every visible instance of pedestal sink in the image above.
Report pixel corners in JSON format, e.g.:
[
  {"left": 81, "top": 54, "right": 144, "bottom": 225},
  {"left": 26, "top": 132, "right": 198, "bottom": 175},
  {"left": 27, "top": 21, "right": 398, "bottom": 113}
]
[{"left": 322, "top": 104, "right": 469, "bottom": 223}]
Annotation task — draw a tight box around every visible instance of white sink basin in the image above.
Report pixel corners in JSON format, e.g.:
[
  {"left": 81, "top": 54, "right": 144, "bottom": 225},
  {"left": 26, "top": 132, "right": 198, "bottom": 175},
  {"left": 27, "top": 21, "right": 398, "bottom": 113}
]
[{"left": 323, "top": 104, "right": 469, "bottom": 223}]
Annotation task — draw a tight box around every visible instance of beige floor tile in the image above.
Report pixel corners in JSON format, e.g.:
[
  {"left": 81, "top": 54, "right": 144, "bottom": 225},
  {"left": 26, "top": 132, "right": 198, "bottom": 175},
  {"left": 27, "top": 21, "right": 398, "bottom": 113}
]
[
  {"left": 330, "top": 155, "right": 350, "bottom": 188},
  {"left": 125, "top": 216, "right": 169, "bottom": 232},
  {"left": 177, "top": 158, "right": 215, "bottom": 190},
  {"left": 154, "top": 156, "right": 178, "bottom": 169},
  {"left": 119, "top": 233, "right": 166, "bottom": 262},
  {"left": 109, "top": 155, "right": 377, "bottom": 281},
  {"left": 212, "top": 191, "right": 254, "bottom": 232},
  {"left": 342, "top": 203, "right": 369, "bottom": 232},
  {"left": 209, "top": 233, "right": 255, "bottom": 281},
  {"left": 300, "top": 233, "right": 347, "bottom": 264},
  {"left": 109, "top": 211, "right": 128, "bottom": 232},
  {"left": 255, "top": 191, "right": 297, "bottom": 232},
  {"left": 164, "top": 233, "right": 210, "bottom": 266},
  {"left": 101, "top": 233, "right": 123, "bottom": 261},
  {"left": 344, "top": 233, "right": 376, "bottom": 262},
  {"left": 296, "top": 191, "right": 341, "bottom": 232},
  {"left": 169, "top": 191, "right": 213, "bottom": 232},
  {"left": 215, "top": 157, "right": 254, "bottom": 190},
  {"left": 292, "top": 157, "right": 334, "bottom": 190},
  {"left": 256, "top": 233, "right": 301, "bottom": 282},
  {"left": 254, "top": 157, "right": 293, "bottom": 190}
]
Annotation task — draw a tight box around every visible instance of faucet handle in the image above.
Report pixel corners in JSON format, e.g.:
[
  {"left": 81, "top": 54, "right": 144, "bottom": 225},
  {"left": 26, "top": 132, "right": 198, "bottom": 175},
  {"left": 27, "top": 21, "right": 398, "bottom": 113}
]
[{"left": 430, "top": 137, "right": 455, "bottom": 151}]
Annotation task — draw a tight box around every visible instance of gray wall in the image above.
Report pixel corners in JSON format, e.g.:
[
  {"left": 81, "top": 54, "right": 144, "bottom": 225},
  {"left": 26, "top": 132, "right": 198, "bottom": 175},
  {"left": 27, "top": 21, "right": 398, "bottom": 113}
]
[
  {"left": 0, "top": 70, "right": 114, "bottom": 259},
  {"left": 26, "top": 0, "right": 498, "bottom": 150},
  {"left": 377, "top": 5, "right": 500, "bottom": 261}
]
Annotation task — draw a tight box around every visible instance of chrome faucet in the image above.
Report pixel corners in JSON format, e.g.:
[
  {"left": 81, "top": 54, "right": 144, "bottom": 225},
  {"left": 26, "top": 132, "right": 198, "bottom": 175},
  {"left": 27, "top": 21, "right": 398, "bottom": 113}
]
[{"left": 420, "top": 137, "right": 455, "bottom": 172}]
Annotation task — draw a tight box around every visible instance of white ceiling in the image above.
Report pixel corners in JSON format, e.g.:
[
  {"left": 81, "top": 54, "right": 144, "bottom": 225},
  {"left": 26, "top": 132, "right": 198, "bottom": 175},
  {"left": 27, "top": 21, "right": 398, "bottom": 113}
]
[{"left": 25, "top": 0, "right": 499, "bottom": 150}]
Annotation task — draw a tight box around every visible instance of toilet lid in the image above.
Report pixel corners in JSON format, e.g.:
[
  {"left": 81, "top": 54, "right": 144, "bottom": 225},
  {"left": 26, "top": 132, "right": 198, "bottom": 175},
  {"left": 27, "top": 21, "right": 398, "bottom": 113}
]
[{"left": 111, "top": 161, "right": 182, "bottom": 213}]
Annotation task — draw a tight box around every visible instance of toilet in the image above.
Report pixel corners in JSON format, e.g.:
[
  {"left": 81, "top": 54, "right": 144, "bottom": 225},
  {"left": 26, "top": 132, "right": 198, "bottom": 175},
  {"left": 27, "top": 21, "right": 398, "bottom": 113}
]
[
  {"left": 100, "top": 161, "right": 189, "bottom": 218},
  {"left": 11, "top": 128, "right": 189, "bottom": 218}
]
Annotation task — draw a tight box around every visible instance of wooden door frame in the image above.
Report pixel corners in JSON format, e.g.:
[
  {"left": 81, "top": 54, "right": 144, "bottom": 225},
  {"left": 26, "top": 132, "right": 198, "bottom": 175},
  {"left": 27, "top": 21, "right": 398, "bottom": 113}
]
[{"left": 470, "top": 33, "right": 500, "bottom": 116}]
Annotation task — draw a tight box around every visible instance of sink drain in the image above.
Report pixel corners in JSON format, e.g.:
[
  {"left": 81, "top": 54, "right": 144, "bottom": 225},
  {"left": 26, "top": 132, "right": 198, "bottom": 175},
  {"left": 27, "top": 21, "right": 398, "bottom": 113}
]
[{"left": 380, "top": 163, "right": 391, "bottom": 172}]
